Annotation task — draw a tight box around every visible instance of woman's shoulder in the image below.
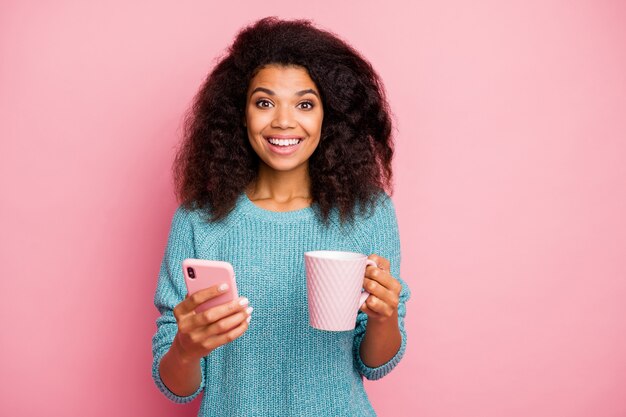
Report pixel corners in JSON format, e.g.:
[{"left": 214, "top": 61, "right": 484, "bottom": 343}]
[
  {"left": 355, "top": 188, "right": 396, "bottom": 222},
  {"left": 170, "top": 203, "right": 203, "bottom": 226},
  {"left": 328, "top": 188, "right": 396, "bottom": 233},
  {"left": 169, "top": 202, "right": 237, "bottom": 234},
  {"left": 172, "top": 196, "right": 247, "bottom": 224},
  {"left": 167, "top": 202, "right": 247, "bottom": 254}
]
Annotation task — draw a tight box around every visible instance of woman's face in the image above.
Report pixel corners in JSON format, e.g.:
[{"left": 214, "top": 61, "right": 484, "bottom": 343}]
[{"left": 245, "top": 64, "right": 324, "bottom": 175}]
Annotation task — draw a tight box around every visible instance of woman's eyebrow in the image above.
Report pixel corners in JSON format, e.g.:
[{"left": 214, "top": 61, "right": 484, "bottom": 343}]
[
  {"left": 250, "top": 87, "right": 320, "bottom": 98},
  {"left": 297, "top": 88, "right": 319, "bottom": 98}
]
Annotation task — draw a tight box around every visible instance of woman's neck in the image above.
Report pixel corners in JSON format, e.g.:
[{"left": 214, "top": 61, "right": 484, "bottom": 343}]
[{"left": 246, "top": 163, "right": 312, "bottom": 206}]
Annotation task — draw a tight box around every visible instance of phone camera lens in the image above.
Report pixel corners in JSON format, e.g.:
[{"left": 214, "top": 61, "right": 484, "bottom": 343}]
[{"left": 187, "top": 267, "right": 195, "bottom": 279}]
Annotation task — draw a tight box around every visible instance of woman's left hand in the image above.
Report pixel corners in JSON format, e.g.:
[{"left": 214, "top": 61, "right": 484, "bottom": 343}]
[{"left": 360, "top": 253, "right": 403, "bottom": 324}]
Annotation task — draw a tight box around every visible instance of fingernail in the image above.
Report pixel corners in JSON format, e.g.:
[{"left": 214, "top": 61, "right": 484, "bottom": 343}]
[
  {"left": 239, "top": 297, "right": 249, "bottom": 306},
  {"left": 246, "top": 316, "right": 251, "bottom": 323},
  {"left": 218, "top": 283, "right": 228, "bottom": 292},
  {"left": 246, "top": 306, "right": 253, "bottom": 315}
]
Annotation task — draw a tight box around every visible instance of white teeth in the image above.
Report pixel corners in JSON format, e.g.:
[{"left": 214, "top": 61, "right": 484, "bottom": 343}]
[{"left": 267, "top": 138, "right": 302, "bottom": 146}]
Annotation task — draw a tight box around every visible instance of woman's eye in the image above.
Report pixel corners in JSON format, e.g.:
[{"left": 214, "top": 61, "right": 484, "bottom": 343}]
[
  {"left": 298, "top": 101, "right": 314, "bottom": 110},
  {"left": 255, "top": 99, "right": 273, "bottom": 108}
]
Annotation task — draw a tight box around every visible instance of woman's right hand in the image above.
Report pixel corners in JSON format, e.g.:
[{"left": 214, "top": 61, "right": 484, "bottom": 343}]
[{"left": 171, "top": 284, "right": 252, "bottom": 363}]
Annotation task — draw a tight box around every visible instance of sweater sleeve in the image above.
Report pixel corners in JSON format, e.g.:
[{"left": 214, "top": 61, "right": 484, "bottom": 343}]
[
  {"left": 353, "top": 193, "right": 411, "bottom": 380},
  {"left": 151, "top": 206, "right": 207, "bottom": 403}
]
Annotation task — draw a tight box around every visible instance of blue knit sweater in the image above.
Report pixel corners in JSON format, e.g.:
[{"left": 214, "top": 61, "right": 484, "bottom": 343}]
[{"left": 152, "top": 191, "right": 411, "bottom": 416}]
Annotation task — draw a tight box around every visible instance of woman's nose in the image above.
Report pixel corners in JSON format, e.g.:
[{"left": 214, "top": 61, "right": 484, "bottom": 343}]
[{"left": 271, "top": 106, "right": 296, "bottom": 129}]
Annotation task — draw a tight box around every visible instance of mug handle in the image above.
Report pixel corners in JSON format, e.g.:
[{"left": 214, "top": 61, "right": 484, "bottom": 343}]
[{"left": 358, "top": 259, "right": 378, "bottom": 308}]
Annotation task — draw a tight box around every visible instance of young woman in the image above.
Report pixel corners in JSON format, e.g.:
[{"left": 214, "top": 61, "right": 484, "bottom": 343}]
[{"left": 152, "top": 16, "right": 411, "bottom": 416}]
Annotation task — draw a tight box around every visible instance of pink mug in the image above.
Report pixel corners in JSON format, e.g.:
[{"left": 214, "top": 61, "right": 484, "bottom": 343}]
[{"left": 304, "top": 250, "right": 377, "bottom": 331}]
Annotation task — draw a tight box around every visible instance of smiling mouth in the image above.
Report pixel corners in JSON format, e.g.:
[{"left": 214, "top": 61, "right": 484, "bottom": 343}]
[{"left": 264, "top": 136, "right": 304, "bottom": 147}]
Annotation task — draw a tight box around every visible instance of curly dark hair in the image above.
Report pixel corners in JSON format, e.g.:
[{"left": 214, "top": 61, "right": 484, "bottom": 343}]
[{"left": 174, "top": 16, "right": 395, "bottom": 224}]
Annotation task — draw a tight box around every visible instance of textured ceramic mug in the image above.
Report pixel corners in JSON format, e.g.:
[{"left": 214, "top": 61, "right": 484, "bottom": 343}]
[{"left": 304, "top": 250, "right": 377, "bottom": 331}]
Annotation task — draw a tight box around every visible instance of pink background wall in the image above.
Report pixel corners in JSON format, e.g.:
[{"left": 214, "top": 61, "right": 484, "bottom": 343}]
[{"left": 1, "top": 1, "right": 625, "bottom": 416}]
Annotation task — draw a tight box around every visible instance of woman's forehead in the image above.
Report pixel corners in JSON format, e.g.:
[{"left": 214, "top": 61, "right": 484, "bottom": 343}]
[{"left": 247, "top": 65, "right": 318, "bottom": 93}]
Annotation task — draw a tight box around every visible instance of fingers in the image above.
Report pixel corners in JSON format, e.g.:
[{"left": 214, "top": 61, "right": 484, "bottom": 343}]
[
  {"left": 202, "top": 306, "right": 253, "bottom": 337},
  {"left": 361, "top": 293, "right": 396, "bottom": 318},
  {"left": 362, "top": 253, "right": 402, "bottom": 320},
  {"left": 186, "top": 305, "right": 251, "bottom": 345},
  {"left": 192, "top": 297, "right": 250, "bottom": 329},
  {"left": 364, "top": 264, "right": 402, "bottom": 295},
  {"left": 178, "top": 307, "right": 252, "bottom": 359},
  {"left": 207, "top": 318, "right": 250, "bottom": 350},
  {"left": 365, "top": 254, "right": 396, "bottom": 289},
  {"left": 174, "top": 283, "right": 231, "bottom": 319},
  {"left": 367, "top": 253, "right": 390, "bottom": 272},
  {"left": 174, "top": 296, "right": 253, "bottom": 360},
  {"left": 363, "top": 277, "right": 399, "bottom": 309}
]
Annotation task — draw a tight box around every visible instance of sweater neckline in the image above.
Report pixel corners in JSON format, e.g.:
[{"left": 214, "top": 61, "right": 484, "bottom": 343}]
[{"left": 237, "top": 192, "right": 316, "bottom": 221}]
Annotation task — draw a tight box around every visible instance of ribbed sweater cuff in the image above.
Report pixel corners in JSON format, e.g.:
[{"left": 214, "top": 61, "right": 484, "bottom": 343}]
[
  {"left": 152, "top": 351, "right": 205, "bottom": 403},
  {"left": 354, "top": 327, "right": 407, "bottom": 381}
]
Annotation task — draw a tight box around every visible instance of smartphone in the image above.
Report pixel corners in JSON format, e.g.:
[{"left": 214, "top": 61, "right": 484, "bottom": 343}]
[{"left": 182, "top": 258, "right": 239, "bottom": 313}]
